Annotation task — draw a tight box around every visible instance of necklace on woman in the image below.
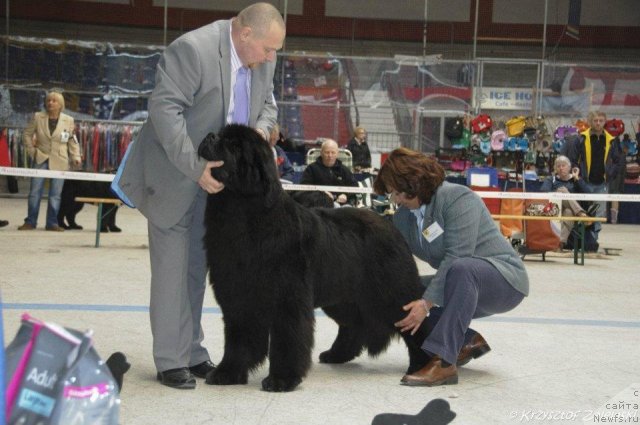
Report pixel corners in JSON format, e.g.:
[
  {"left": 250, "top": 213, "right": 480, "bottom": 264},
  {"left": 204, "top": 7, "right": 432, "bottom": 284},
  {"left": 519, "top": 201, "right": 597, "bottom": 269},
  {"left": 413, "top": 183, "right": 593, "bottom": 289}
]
[{"left": 48, "top": 117, "right": 59, "bottom": 134}]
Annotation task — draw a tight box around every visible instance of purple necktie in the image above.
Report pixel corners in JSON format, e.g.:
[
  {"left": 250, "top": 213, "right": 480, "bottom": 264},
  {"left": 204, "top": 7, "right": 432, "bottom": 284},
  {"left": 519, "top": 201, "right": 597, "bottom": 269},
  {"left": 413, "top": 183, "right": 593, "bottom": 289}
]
[{"left": 232, "top": 67, "right": 249, "bottom": 125}]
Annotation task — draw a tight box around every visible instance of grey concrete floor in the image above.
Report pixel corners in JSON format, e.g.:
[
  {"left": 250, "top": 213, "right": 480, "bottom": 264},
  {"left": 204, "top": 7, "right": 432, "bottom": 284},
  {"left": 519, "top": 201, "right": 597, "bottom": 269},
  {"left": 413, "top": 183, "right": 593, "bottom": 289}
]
[{"left": 1, "top": 195, "right": 639, "bottom": 425}]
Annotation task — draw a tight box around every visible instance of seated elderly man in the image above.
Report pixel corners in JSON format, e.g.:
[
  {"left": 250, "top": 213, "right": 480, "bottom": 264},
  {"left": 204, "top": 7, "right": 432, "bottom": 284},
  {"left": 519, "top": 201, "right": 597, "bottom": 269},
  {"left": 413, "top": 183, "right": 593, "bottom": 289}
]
[
  {"left": 301, "top": 138, "right": 358, "bottom": 207},
  {"left": 540, "top": 155, "right": 593, "bottom": 247}
]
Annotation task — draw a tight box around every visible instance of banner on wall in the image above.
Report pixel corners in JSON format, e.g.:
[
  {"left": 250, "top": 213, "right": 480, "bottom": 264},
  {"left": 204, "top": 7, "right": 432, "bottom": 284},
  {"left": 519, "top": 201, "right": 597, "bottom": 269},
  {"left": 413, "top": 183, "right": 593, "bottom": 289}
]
[
  {"left": 473, "top": 87, "right": 534, "bottom": 111},
  {"left": 561, "top": 67, "right": 640, "bottom": 115}
]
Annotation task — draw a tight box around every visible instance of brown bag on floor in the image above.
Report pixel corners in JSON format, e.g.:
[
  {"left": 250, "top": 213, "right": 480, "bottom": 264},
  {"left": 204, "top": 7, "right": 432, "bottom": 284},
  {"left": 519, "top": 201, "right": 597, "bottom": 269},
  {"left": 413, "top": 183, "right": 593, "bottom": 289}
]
[
  {"left": 523, "top": 199, "right": 561, "bottom": 252},
  {"left": 499, "top": 189, "right": 524, "bottom": 238}
]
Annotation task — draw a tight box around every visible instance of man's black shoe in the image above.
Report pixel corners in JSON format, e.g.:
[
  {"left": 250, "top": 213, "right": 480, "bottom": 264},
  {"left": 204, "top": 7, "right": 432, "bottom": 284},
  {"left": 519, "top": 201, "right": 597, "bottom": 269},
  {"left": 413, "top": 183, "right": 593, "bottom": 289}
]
[
  {"left": 156, "top": 368, "right": 196, "bottom": 389},
  {"left": 189, "top": 360, "right": 216, "bottom": 379},
  {"left": 0, "top": 220, "right": 9, "bottom": 228}
]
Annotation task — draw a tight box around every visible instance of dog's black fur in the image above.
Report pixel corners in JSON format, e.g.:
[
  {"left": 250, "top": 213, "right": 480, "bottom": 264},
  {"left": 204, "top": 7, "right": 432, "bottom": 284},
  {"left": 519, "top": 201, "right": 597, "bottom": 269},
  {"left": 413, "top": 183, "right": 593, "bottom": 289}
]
[
  {"left": 290, "top": 190, "right": 335, "bottom": 208},
  {"left": 198, "top": 124, "right": 430, "bottom": 392},
  {"left": 58, "top": 180, "right": 120, "bottom": 232}
]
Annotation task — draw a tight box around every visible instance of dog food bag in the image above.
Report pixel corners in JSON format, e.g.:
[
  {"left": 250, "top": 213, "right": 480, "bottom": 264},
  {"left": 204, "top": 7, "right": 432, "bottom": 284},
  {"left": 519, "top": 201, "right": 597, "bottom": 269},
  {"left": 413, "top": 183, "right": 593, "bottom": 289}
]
[{"left": 4, "top": 313, "right": 120, "bottom": 425}]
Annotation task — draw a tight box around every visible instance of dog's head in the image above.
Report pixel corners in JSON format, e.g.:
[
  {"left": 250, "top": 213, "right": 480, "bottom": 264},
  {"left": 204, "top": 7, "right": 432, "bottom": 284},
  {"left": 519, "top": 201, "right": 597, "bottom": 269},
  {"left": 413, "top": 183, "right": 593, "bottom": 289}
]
[{"left": 198, "top": 124, "right": 281, "bottom": 205}]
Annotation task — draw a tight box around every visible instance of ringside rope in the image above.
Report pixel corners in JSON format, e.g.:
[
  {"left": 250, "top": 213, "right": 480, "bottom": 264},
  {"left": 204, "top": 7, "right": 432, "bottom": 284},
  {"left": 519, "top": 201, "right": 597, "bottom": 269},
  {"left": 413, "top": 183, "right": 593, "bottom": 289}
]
[{"left": 3, "top": 167, "right": 640, "bottom": 202}]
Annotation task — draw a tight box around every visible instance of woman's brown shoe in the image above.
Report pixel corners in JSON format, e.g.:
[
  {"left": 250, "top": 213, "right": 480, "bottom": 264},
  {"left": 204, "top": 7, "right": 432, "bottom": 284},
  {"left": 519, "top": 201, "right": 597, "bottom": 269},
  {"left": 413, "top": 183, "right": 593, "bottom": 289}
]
[
  {"left": 401, "top": 357, "right": 458, "bottom": 387},
  {"left": 457, "top": 333, "right": 491, "bottom": 366}
]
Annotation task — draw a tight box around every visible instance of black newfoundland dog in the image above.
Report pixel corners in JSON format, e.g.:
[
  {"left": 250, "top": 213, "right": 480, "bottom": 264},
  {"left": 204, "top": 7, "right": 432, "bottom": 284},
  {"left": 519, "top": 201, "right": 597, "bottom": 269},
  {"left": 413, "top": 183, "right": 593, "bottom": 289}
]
[{"left": 198, "top": 124, "right": 430, "bottom": 392}]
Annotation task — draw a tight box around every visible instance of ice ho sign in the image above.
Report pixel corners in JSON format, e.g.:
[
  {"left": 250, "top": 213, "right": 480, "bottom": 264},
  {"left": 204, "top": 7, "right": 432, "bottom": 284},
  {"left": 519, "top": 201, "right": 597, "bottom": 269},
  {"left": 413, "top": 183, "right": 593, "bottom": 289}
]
[{"left": 475, "top": 87, "right": 533, "bottom": 110}]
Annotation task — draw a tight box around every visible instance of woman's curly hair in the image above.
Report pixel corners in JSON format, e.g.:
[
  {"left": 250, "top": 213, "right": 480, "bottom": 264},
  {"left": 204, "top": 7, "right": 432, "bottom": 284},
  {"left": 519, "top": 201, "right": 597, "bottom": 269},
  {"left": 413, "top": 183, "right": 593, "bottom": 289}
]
[{"left": 373, "top": 147, "right": 445, "bottom": 205}]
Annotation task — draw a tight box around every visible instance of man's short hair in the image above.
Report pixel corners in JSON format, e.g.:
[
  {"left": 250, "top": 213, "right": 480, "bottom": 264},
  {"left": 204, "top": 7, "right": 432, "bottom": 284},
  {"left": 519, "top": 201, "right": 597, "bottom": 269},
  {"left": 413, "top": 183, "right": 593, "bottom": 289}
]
[
  {"left": 588, "top": 110, "right": 606, "bottom": 124},
  {"left": 321, "top": 139, "right": 338, "bottom": 152},
  {"left": 237, "top": 2, "right": 285, "bottom": 37}
]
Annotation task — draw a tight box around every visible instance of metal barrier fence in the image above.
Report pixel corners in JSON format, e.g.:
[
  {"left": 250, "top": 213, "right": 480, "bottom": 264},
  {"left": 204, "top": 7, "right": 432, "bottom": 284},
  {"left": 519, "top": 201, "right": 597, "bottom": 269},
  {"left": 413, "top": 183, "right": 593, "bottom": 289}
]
[{"left": 1, "top": 35, "right": 639, "bottom": 159}]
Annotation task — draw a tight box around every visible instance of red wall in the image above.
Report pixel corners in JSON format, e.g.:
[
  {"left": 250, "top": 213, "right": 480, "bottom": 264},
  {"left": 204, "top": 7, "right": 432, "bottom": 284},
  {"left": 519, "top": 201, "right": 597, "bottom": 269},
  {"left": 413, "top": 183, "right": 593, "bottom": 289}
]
[{"left": 4, "top": 0, "right": 640, "bottom": 48}]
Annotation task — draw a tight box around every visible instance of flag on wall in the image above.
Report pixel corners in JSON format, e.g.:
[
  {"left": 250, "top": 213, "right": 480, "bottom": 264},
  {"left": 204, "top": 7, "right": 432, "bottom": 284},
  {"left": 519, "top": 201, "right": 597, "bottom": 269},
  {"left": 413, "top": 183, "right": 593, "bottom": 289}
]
[{"left": 566, "top": 0, "right": 582, "bottom": 40}]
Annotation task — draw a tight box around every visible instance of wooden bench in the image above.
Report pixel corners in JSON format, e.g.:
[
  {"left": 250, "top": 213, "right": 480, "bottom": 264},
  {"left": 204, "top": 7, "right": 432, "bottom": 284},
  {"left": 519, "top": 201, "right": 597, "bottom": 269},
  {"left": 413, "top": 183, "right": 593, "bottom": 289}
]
[
  {"left": 75, "top": 197, "right": 123, "bottom": 247},
  {"left": 490, "top": 214, "right": 607, "bottom": 265}
]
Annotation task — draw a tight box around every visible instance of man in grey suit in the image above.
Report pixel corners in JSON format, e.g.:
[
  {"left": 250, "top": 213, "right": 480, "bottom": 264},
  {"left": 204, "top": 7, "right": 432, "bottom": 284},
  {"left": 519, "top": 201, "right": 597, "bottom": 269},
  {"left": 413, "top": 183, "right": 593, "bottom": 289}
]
[{"left": 116, "top": 3, "right": 285, "bottom": 389}]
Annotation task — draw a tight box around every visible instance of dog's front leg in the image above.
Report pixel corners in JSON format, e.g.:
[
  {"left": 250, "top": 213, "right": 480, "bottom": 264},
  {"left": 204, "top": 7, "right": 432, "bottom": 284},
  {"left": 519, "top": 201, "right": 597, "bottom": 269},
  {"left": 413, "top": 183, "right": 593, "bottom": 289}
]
[
  {"left": 262, "top": 298, "right": 315, "bottom": 392},
  {"left": 206, "top": 317, "right": 269, "bottom": 386}
]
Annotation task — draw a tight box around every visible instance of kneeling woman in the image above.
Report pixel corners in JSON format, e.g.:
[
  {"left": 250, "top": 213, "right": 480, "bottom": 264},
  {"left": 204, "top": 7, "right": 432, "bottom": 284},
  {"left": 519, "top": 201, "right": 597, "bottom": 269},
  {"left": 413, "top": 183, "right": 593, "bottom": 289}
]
[{"left": 374, "top": 148, "right": 529, "bottom": 386}]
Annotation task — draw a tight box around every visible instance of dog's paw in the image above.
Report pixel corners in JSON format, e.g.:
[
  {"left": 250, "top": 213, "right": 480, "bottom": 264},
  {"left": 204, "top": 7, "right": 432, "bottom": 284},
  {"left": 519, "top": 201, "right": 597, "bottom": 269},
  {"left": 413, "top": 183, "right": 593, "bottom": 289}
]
[
  {"left": 318, "top": 349, "right": 355, "bottom": 364},
  {"left": 204, "top": 367, "right": 248, "bottom": 386},
  {"left": 261, "top": 375, "right": 301, "bottom": 392}
]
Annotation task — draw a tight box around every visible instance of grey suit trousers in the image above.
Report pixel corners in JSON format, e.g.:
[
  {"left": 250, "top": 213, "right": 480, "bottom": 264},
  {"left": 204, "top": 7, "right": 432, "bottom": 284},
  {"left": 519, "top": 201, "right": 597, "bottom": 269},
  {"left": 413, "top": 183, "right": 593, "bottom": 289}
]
[
  {"left": 422, "top": 257, "right": 525, "bottom": 365},
  {"left": 148, "top": 189, "right": 210, "bottom": 372}
]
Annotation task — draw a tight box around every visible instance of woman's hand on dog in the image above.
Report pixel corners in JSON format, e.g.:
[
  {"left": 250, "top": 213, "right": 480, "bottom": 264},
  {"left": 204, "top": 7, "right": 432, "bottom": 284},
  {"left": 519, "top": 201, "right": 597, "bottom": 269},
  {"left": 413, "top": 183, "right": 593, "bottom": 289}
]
[
  {"left": 395, "top": 299, "right": 433, "bottom": 335},
  {"left": 199, "top": 161, "right": 225, "bottom": 194}
]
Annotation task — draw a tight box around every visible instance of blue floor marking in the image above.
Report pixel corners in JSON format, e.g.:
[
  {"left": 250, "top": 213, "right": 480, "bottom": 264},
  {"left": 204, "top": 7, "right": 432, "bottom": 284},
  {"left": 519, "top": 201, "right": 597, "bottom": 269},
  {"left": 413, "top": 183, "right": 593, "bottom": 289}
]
[{"left": 2, "top": 303, "right": 639, "bottom": 329}]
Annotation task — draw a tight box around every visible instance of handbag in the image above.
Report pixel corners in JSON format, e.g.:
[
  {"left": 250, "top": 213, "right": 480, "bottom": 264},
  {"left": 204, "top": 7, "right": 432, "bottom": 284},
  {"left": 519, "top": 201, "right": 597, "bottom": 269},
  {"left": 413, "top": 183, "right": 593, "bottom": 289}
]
[
  {"left": 554, "top": 125, "right": 578, "bottom": 141},
  {"left": 450, "top": 159, "right": 472, "bottom": 172},
  {"left": 444, "top": 117, "right": 464, "bottom": 140},
  {"left": 604, "top": 119, "right": 625, "bottom": 137},
  {"left": 490, "top": 130, "right": 506, "bottom": 151},
  {"left": 525, "top": 201, "right": 560, "bottom": 217},
  {"left": 4, "top": 313, "right": 120, "bottom": 425},
  {"left": 471, "top": 114, "right": 492, "bottom": 134},
  {"left": 626, "top": 163, "right": 640, "bottom": 180},
  {"left": 506, "top": 116, "right": 526, "bottom": 137},
  {"left": 451, "top": 128, "right": 471, "bottom": 150}
]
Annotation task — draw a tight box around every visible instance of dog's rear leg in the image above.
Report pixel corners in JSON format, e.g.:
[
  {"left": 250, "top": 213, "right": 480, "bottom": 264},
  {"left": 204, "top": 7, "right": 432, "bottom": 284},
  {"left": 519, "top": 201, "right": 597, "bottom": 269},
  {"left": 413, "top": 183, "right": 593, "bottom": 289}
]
[
  {"left": 206, "top": 320, "right": 268, "bottom": 386},
  {"left": 262, "top": 301, "right": 314, "bottom": 392},
  {"left": 319, "top": 325, "right": 366, "bottom": 364},
  {"left": 319, "top": 304, "right": 365, "bottom": 364}
]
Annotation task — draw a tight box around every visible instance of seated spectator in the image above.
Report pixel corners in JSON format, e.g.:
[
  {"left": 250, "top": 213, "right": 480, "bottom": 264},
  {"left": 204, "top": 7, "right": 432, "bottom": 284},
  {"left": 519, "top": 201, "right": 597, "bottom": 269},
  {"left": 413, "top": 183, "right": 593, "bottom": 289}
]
[
  {"left": 346, "top": 126, "right": 372, "bottom": 172},
  {"left": 301, "top": 138, "right": 358, "bottom": 207},
  {"left": 540, "top": 155, "right": 593, "bottom": 247},
  {"left": 274, "top": 129, "right": 294, "bottom": 152},
  {"left": 269, "top": 124, "right": 295, "bottom": 181}
]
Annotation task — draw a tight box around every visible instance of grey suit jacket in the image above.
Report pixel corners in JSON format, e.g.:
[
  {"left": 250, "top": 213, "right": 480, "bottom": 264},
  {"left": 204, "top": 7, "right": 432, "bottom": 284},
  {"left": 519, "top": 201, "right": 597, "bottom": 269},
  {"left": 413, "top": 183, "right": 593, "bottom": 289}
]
[
  {"left": 118, "top": 20, "right": 278, "bottom": 228},
  {"left": 393, "top": 182, "right": 529, "bottom": 306}
]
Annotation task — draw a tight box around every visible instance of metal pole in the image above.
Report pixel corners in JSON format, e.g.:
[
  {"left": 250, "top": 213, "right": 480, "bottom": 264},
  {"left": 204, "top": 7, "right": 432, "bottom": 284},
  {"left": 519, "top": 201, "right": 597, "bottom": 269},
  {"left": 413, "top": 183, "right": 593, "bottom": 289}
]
[
  {"left": 282, "top": 0, "right": 288, "bottom": 52},
  {"left": 5, "top": 0, "right": 9, "bottom": 83},
  {"left": 422, "top": 0, "right": 428, "bottom": 101},
  {"left": 334, "top": 101, "right": 340, "bottom": 142},
  {"left": 473, "top": 0, "right": 479, "bottom": 59},
  {"left": 163, "top": 0, "right": 168, "bottom": 47},
  {"left": 422, "top": 0, "right": 428, "bottom": 59},
  {"left": 476, "top": 59, "right": 483, "bottom": 114},
  {"left": 538, "top": 0, "right": 549, "bottom": 116},
  {"left": 535, "top": 61, "right": 542, "bottom": 116},
  {"left": 280, "top": 0, "right": 288, "bottom": 108},
  {"left": 542, "top": 0, "right": 548, "bottom": 60}
]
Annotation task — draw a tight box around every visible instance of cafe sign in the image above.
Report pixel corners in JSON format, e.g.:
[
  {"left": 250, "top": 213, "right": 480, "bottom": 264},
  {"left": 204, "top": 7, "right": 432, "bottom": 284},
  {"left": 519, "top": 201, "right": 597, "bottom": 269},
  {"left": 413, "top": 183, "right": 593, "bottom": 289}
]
[{"left": 474, "top": 87, "right": 533, "bottom": 110}]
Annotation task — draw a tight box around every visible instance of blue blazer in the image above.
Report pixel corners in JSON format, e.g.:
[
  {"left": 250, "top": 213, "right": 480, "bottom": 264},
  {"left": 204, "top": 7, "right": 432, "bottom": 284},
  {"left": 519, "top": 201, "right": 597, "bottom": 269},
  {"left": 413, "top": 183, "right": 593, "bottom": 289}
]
[{"left": 392, "top": 182, "right": 529, "bottom": 306}]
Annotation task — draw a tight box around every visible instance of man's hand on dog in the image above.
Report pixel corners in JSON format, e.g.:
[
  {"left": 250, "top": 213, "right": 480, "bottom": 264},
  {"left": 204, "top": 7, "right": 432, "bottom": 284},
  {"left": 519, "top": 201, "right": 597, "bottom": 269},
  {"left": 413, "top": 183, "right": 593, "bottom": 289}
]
[{"left": 199, "top": 161, "right": 225, "bottom": 193}]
